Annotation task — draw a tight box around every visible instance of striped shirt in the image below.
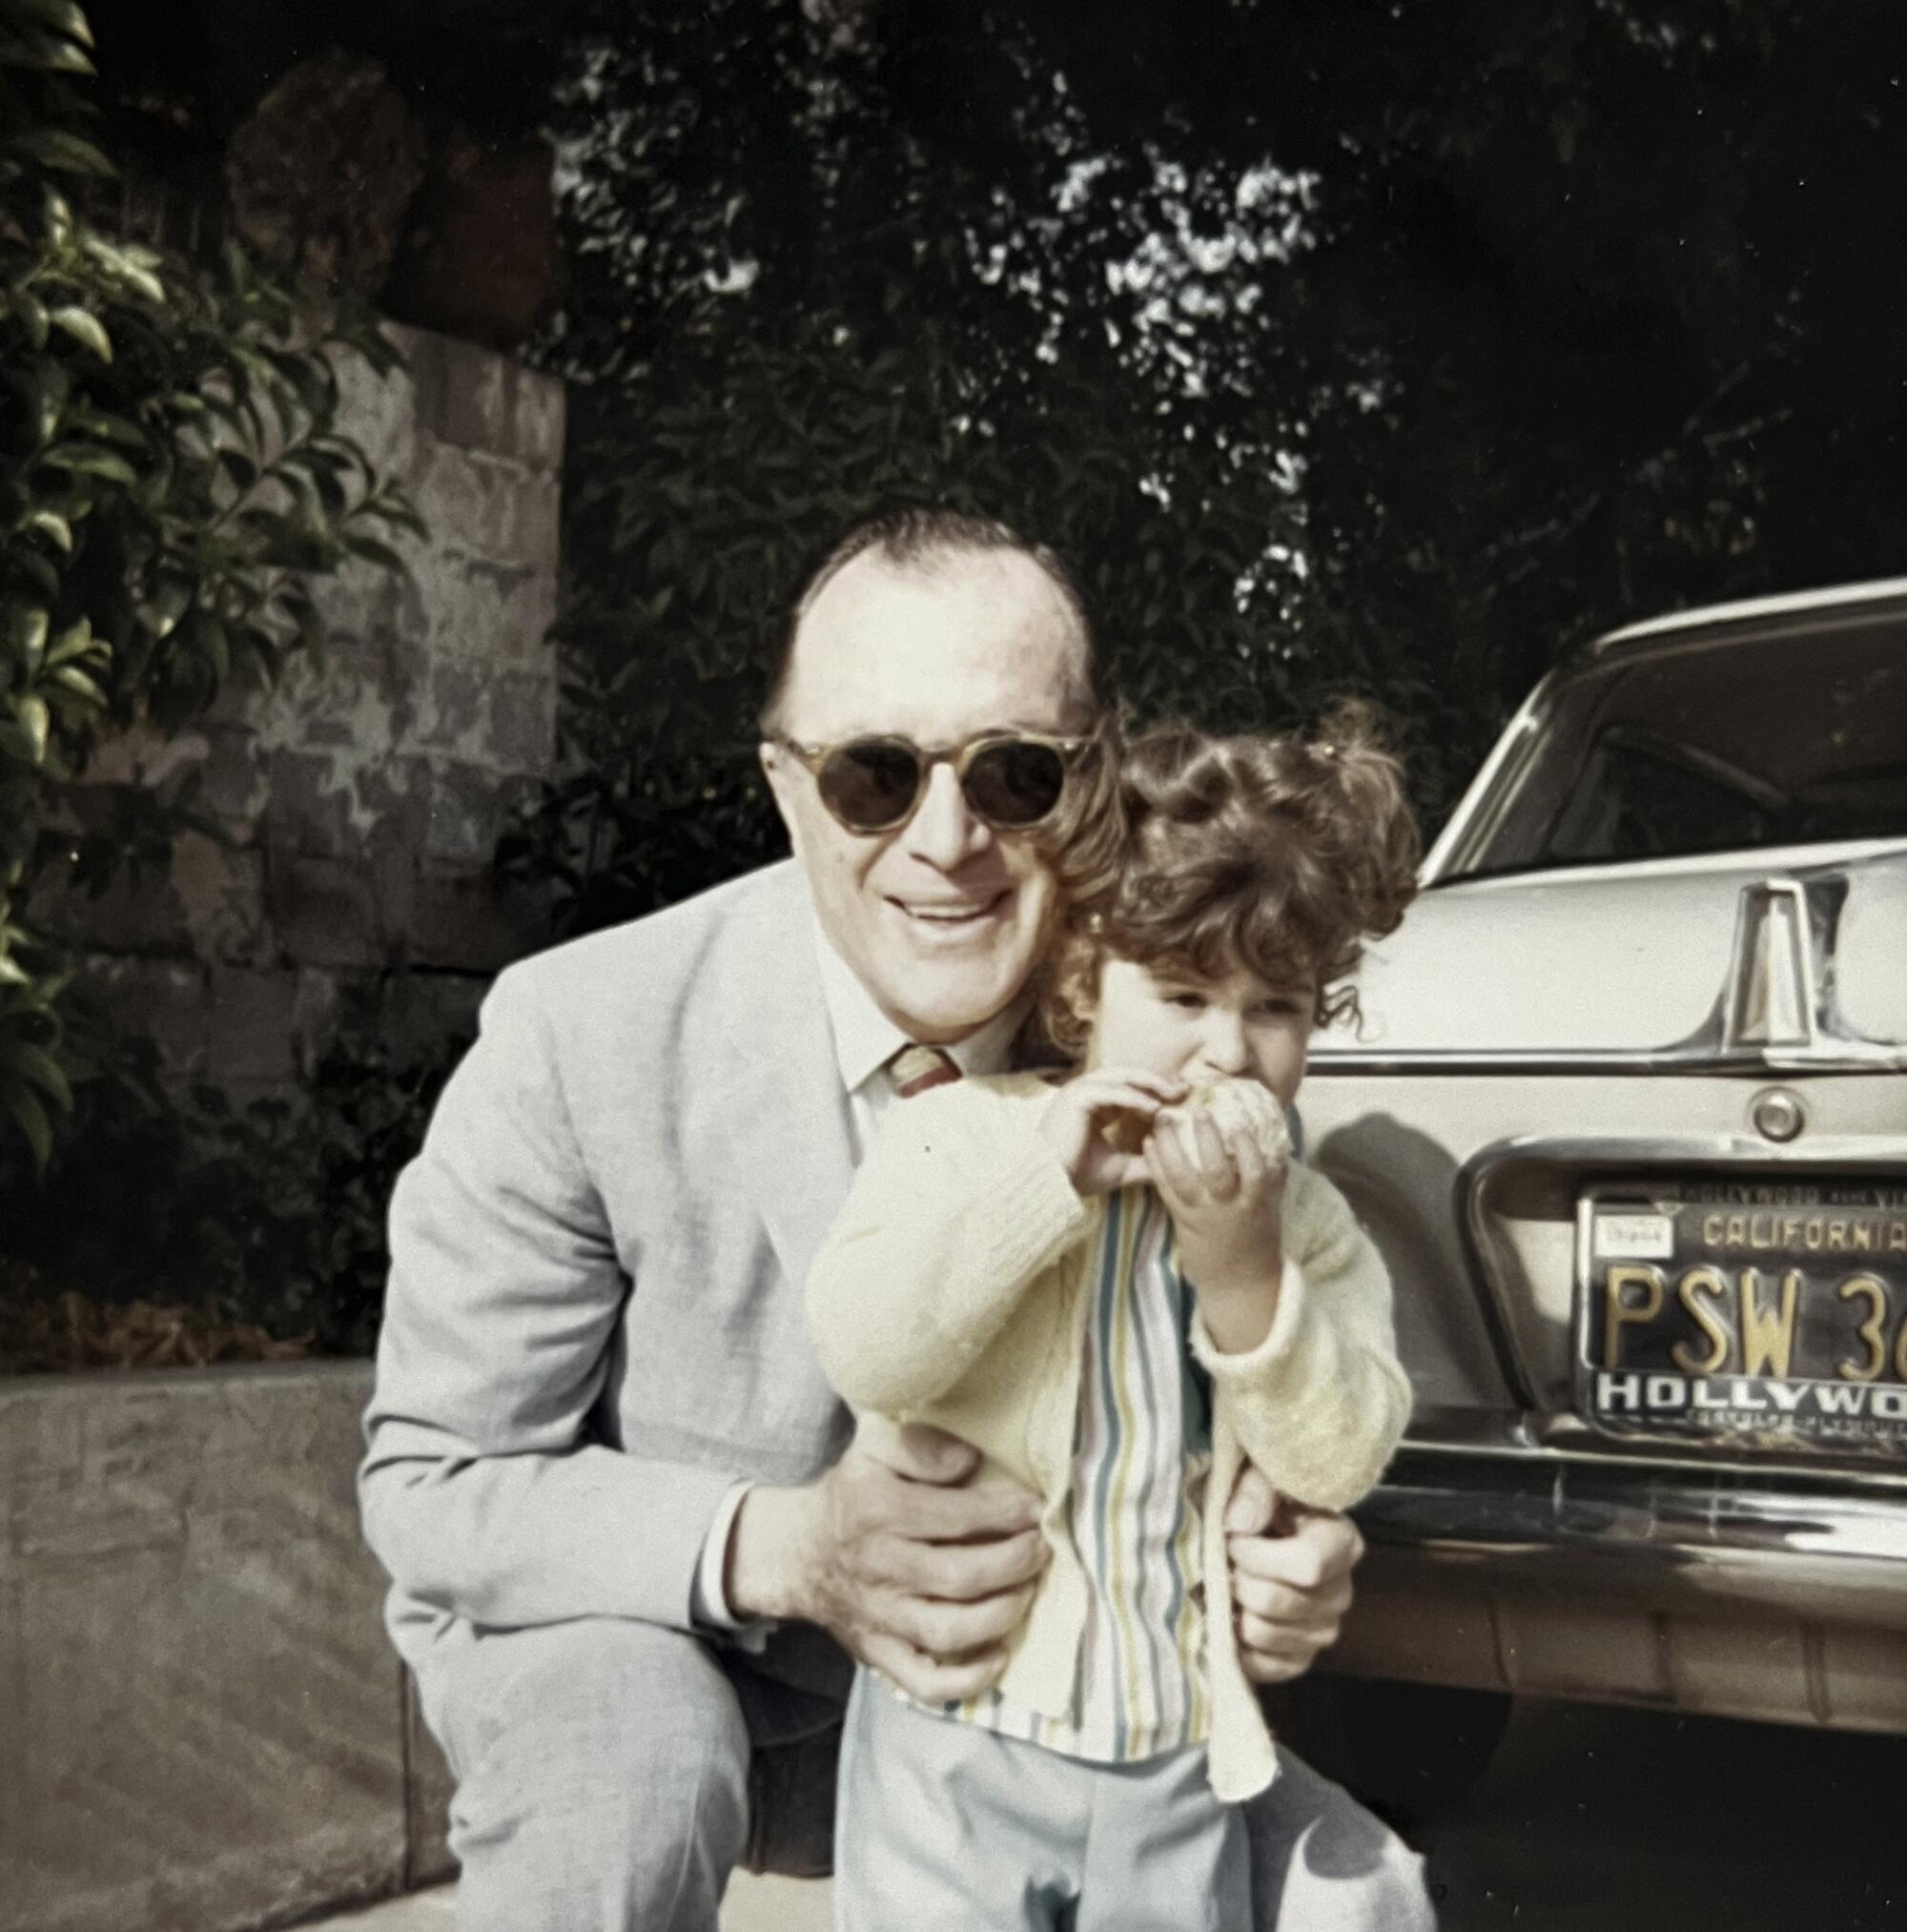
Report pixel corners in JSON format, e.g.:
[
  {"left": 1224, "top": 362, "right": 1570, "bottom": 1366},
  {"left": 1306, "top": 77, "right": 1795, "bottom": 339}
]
[{"left": 913, "top": 1184, "right": 1215, "bottom": 1763}]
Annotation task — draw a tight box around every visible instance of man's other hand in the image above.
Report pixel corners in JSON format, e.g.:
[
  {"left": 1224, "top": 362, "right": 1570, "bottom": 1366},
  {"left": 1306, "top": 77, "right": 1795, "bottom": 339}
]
[
  {"left": 1223, "top": 1463, "right": 1362, "bottom": 1683},
  {"left": 728, "top": 1413, "right": 1047, "bottom": 1703}
]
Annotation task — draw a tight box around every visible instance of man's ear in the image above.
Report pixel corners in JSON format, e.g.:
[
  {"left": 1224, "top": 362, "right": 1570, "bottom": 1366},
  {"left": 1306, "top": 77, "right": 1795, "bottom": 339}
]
[{"left": 758, "top": 741, "right": 803, "bottom": 852}]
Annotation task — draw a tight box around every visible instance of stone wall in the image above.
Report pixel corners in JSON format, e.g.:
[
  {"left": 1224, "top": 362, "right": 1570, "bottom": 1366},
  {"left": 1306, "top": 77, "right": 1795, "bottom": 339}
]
[
  {"left": 32, "top": 324, "right": 564, "bottom": 1102},
  {"left": 0, "top": 1364, "right": 453, "bottom": 1932}
]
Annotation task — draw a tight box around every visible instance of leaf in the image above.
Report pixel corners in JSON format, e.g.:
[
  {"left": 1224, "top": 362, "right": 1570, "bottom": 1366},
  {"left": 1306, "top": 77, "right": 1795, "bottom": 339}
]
[
  {"left": 13, "top": 548, "right": 59, "bottom": 599},
  {"left": 40, "top": 443, "right": 136, "bottom": 485},
  {"left": 231, "top": 345, "right": 292, "bottom": 428},
  {"left": 265, "top": 344, "right": 334, "bottom": 418},
  {"left": 147, "top": 579, "right": 193, "bottom": 640},
  {"left": 25, "top": 359, "right": 69, "bottom": 445},
  {"left": 10, "top": 127, "right": 115, "bottom": 178},
  {"left": 7, "top": 607, "right": 50, "bottom": 668},
  {"left": 360, "top": 494, "right": 429, "bottom": 542},
  {"left": 39, "top": 182, "right": 72, "bottom": 245},
  {"left": 46, "top": 616, "right": 94, "bottom": 665},
  {"left": 10, "top": 1042, "right": 72, "bottom": 1110},
  {"left": 61, "top": 403, "right": 144, "bottom": 448},
  {"left": 341, "top": 531, "right": 408, "bottom": 573},
  {"left": 11, "top": 290, "right": 49, "bottom": 349},
  {"left": 9, "top": 0, "right": 93, "bottom": 45},
  {"left": 13, "top": 694, "right": 50, "bottom": 761},
  {"left": 229, "top": 623, "right": 279, "bottom": 689},
  {"left": 22, "top": 508, "right": 72, "bottom": 552},
  {"left": 203, "top": 391, "right": 262, "bottom": 452},
  {"left": 292, "top": 597, "right": 326, "bottom": 668},
  {"left": 79, "top": 233, "right": 166, "bottom": 304},
  {"left": 0, "top": 25, "right": 94, "bottom": 72},
  {"left": 49, "top": 305, "right": 112, "bottom": 360},
  {"left": 1, "top": 1077, "right": 54, "bottom": 1169},
  {"left": 197, "top": 613, "right": 229, "bottom": 682},
  {"left": 216, "top": 447, "right": 259, "bottom": 492},
  {"left": 48, "top": 664, "right": 105, "bottom": 706}
]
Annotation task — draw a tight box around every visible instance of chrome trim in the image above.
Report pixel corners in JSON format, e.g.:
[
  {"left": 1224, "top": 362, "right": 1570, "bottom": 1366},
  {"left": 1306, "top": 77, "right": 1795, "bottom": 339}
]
[
  {"left": 1753, "top": 1088, "right": 1806, "bottom": 1143},
  {"left": 1307, "top": 1044, "right": 1907, "bottom": 1076},
  {"left": 1419, "top": 697, "right": 1547, "bottom": 883},
  {"left": 1595, "top": 575, "right": 1907, "bottom": 651},
  {"left": 1329, "top": 853, "right": 1907, "bottom": 1074},
  {"left": 1395, "top": 1413, "right": 1907, "bottom": 1484},
  {"left": 1461, "top": 1129, "right": 1907, "bottom": 1175},
  {"left": 1357, "top": 1443, "right": 1907, "bottom": 1598},
  {"left": 1422, "top": 586, "right": 1907, "bottom": 888}
]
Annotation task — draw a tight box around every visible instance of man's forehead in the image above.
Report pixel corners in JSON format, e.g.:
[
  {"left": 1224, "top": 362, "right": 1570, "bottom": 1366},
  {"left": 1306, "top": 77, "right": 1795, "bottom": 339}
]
[{"left": 783, "top": 547, "right": 1091, "bottom": 726}]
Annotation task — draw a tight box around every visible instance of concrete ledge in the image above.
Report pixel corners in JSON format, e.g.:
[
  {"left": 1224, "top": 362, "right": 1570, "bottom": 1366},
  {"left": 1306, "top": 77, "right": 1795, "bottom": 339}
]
[{"left": 0, "top": 1363, "right": 452, "bottom": 1932}]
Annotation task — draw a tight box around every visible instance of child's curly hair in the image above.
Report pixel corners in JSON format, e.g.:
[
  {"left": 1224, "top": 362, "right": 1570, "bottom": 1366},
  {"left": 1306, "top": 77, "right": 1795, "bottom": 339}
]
[{"left": 1040, "top": 699, "right": 1422, "bottom": 1058}]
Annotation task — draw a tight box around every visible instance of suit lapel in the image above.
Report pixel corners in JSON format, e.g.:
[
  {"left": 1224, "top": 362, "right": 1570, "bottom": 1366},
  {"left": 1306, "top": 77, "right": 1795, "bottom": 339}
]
[{"left": 715, "top": 865, "right": 857, "bottom": 1293}]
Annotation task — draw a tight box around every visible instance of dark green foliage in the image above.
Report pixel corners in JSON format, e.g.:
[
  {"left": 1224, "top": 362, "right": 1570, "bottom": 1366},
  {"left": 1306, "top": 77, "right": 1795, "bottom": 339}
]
[
  {"left": 1, "top": 1030, "right": 466, "bottom": 1357},
  {"left": 508, "top": 310, "right": 1323, "bottom": 930},
  {"left": 530, "top": 0, "right": 1907, "bottom": 934},
  {"left": 1, "top": 0, "right": 420, "bottom": 1162}
]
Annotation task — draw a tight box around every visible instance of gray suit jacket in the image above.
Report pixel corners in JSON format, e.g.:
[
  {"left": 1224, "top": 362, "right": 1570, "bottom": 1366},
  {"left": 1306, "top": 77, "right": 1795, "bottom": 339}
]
[{"left": 360, "top": 860, "right": 857, "bottom": 1682}]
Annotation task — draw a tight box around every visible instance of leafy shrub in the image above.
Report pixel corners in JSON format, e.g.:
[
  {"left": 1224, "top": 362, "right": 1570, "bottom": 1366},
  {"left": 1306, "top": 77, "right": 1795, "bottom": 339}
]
[
  {"left": 0, "top": 1029, "right": 467, "bottom": 1362},
  {"left": 1, "top": 0, "right": 420, "bottom": 1163},
  {"left": 519, "top": 15, "right": 1470, "bottom": 937},
  {"left": 508, "top": 313, "right": 1373, "bottom": 935}
]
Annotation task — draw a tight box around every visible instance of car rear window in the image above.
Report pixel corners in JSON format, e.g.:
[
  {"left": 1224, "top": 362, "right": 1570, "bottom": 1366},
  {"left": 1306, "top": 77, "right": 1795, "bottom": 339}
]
[{"left": 1446, "top": 619, "right": 1907, "bottom": 878}]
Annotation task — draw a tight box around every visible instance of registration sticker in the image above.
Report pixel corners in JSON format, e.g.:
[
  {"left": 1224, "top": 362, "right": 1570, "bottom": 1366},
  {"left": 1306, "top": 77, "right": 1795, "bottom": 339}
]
[{"left": 1593, "top": 1212, "right": 1675, "bottom": 1261}]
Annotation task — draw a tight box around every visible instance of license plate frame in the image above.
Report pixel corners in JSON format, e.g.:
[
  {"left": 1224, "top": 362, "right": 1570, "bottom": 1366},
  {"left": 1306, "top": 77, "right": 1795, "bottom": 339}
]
[{"left": 1572, "top": 1177, "right": 1907, "bottom": 1458}]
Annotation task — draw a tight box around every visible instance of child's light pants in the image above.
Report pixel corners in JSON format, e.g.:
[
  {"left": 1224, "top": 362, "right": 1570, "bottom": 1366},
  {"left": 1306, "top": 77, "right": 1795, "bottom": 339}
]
[{"left": 833, "top": 1668, "right": 1252, "bottom": 1931}]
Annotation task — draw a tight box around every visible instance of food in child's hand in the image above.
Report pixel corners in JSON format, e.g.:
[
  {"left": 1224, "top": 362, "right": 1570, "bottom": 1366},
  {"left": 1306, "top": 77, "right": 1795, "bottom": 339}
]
[
  {"left": 1159, "top": 1076, "right": 1293, "bottom": 1167},
  {"left": 1100, "top": 1077, "right": 1292, "bottom": 1165}
]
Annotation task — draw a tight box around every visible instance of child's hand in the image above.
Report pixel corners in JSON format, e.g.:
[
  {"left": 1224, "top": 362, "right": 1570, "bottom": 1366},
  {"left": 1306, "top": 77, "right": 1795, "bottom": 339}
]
[
  {"left": 1038, "top": 1068, "right": 1186, "bottom": 1195},
  {"left": 1147, "top": 1107, "right": 1288, "bottom": 1350}
]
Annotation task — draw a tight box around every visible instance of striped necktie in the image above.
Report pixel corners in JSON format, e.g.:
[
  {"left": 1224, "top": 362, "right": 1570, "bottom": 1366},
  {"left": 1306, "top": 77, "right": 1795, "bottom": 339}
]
[{"left": 886, "top": 1043, "right": 962, "bottom": 1100}]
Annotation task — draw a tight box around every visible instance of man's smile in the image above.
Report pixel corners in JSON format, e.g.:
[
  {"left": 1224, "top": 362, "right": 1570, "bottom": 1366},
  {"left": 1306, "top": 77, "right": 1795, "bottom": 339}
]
[{"left": 888, "top": 890, "right": 1013, "bottom": 934}]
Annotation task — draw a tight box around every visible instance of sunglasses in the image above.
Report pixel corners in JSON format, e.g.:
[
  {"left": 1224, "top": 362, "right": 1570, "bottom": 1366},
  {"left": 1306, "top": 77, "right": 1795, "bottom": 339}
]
[{"left": 771, "top": 730, "right": 1092, "bottom": 834}]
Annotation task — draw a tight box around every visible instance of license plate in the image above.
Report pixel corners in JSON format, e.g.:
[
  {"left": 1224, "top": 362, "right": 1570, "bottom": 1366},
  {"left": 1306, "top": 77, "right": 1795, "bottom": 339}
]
[{"left": 1573, "top": 1179, "right": 1907, "bottom": 1457}]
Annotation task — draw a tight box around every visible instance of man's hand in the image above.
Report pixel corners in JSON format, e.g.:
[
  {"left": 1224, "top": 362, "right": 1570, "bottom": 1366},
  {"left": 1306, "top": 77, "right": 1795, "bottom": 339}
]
[
  {"left": 1223, "top": 1463, "right": 1362, "bottom": 1683},
  {"left": 727, "top": 1413, "right": 1047, "bottom": 1703}
]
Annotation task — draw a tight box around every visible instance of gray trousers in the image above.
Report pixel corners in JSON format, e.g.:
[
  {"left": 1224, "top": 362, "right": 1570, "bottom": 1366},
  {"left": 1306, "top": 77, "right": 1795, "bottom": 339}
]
[
  {"left": 414, "top": 1617, "right": 1436, "bottom": 1932},
  {"left": 835, "top": 1670, "right": 1251, "bottom": 1931}
]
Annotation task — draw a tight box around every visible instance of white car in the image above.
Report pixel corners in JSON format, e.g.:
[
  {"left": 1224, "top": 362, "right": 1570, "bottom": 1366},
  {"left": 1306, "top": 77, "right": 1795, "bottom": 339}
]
[{"left": 1287, "top": 579, "right": 1907, "bottom": 1810}]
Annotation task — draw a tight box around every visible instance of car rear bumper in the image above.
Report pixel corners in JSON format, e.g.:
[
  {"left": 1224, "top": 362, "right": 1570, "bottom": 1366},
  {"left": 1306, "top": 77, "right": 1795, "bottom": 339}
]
[{"left": 1328, "top": 1443, "right": 1907, "bottom": 1730}]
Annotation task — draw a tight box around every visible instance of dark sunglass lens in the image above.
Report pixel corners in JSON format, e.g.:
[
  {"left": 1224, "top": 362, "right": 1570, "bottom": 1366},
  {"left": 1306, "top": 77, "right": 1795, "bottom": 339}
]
[
  {"left": 965, "top": 741, "right": 1067, "bottom": 827},
  {"left": 819, "top": 740, "right": 923, "bottom": 830}
]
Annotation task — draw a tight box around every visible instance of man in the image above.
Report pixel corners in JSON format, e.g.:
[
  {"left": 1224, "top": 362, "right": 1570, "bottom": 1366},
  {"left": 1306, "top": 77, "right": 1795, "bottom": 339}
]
[{"left": 361, "top": 509, "right": 1433, "bottom": 1929}]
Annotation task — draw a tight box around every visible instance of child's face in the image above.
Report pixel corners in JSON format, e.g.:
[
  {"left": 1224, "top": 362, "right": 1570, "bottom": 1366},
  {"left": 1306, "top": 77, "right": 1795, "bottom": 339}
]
[{"left": 1084, "top": 956, "right": 1315, "bottom": 1109}]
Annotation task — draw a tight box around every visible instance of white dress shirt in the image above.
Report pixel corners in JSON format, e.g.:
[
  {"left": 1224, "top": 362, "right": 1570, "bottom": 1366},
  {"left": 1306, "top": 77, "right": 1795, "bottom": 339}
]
[{"left": 688, "top": 910, "right": 1030, "bottom": 1635}]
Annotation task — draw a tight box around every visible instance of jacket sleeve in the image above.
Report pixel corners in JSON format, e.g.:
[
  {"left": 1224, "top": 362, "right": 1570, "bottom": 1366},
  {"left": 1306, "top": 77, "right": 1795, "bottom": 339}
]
[
  {"left": 806, "top": 1080, "right": 1089, "bottom": 1414},
  {"left": 359, "top": 968, "right": 740, "bottom": 1636},
  {"left": 1191, "top": 1165, "right": 1412, "bottom": 1511}
]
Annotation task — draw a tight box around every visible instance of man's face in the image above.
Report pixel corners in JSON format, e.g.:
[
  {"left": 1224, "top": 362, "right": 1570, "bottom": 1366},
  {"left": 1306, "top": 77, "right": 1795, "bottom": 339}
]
[{"left": 762, "top": 548, "right": 1090, "bottom": 1045}]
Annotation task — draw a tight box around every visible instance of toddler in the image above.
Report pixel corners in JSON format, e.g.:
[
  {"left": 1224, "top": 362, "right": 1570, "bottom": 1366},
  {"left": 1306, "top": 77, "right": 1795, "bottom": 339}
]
[{"left": 807, "top": 706, "right": 1421, "bottom": 1931}]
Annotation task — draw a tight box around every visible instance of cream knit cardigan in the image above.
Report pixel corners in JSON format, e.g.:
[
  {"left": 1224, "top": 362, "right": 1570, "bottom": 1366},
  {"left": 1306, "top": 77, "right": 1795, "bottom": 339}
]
[{"left": 806, "top": 1072, "right": 1412, "bottom": 1801}]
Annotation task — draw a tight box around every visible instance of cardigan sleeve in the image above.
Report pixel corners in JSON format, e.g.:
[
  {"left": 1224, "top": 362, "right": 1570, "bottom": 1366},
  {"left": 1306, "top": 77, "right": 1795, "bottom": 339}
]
[
  {"left": 807, "top": 1078, "right": 1090, "bottom": 1414},
  {"left": 1189, "top": 1164, "right": 1411, "bottom": 1511}
]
